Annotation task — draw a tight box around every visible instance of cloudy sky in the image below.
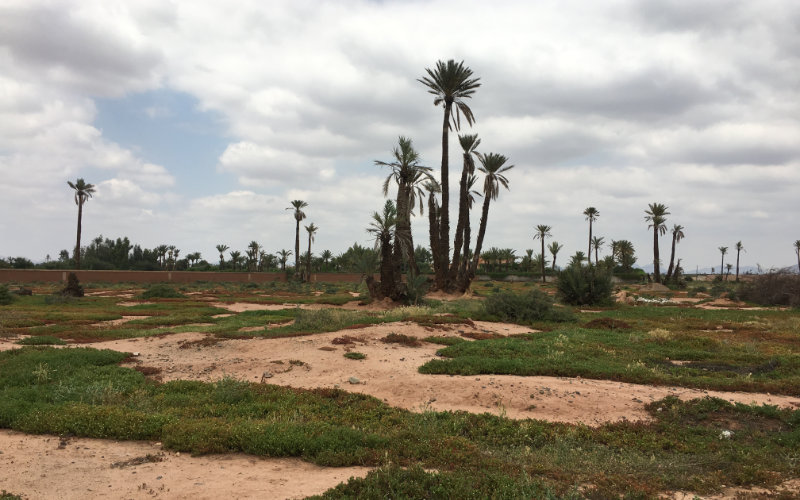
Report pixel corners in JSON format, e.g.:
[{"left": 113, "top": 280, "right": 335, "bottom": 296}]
[{"left": 1, "top": 0, "right": 798, "bottom": 271}]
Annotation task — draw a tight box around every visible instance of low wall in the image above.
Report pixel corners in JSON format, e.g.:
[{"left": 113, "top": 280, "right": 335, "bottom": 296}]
[{"left": 0, "top": 269, "right": 377, "bottom": 284}]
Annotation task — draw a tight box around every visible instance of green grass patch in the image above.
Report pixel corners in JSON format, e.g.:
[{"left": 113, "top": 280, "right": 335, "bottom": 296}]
[
  {"left": 344, "top": 352, "right": 366, "bottom": 360},
  {"left": 15, "top": 335, "right": 66, "bottom": 345}
]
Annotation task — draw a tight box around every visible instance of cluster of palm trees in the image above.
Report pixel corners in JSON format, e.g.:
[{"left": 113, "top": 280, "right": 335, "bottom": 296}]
[
  {"left": 286, "top": 200, "right": 318, "bottom": 280},
  {"left": 367, "top": 59, "right": 515, "bottom": 298},
  {"left": 717, "top": 241, "right": 746, "bottom": 281}
]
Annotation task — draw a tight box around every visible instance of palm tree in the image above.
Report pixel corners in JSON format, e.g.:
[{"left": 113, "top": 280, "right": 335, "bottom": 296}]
[
  {"left": 795, "top": 240, "right": 800, "bottom": 273},
  {"left": 367, "top": 200, "right": 398, "bottom": 298},
  {"left": 725, "top": 263, "right": 733, "bottom": 280},
  {"left": 583, "top": 207, "right": 599, "bottom": 264},
  {"left": 156, "top": 244, "right": 168, "bottom": 269},
  {"left": 719, "top": 246, "right": 728, "bottom": 279},
  {"left": 305, "top": 223, "right": 318, "bottom": 280},
  {"left": 615, "top": 239, "right": 636, "bottom": 271},
  {"left": 320, "top": 250, "right": 333, "bottom": 270},
  {"left": 286, "top": 200, "right": 308, "bottom": 278},
  {"left": 548, "top": 241, "right": 563, "bottom": 271},
  {"left": 569, "top": 251, "right": 586, "bottom": 268},
  {"left": 419, "top": 59, "right": 481, "bottom": 289},
  {"left": 591, "top": 236, "right": 605, "bottom": 266},
  {"left": 277, "top": 249, "right": 292, "bottom": 271},
  {"left": 457, "top": 173, "right": 482, "bottom": 287},
  {"left": 644, "top": 203, "right": 670, "bottom": 282},
  {"left": 247, "top": 241, "right": 260, "bottom": 271},
  {"left": 376, "top": 136, "right": 433, "bottom": 277},
  {"left": 67, "top": 178, "right": 96, "bottom": 269},
  {"left": 167, "top": 245, "right": 176, "bottom": 270},
  {"left": 451, "top": 133, "right": 481, "bottom": 281},
  {"left": 229, "top": 250, "right": 241, "bottom": 271},
  {"left": 423, "top": 179, "right": 441, "bottom": 277},
  {"left": 172, "top": 248, "right": 180, "bottom": 270},
  {"left": 665, "top": 225, "right": 685, "bottom": 281},
  {"left": 470, "top": 153, "right": 513, "bottom": 277},
  {"left": 735, "top": 241, "right": 745, "bottom": 281},
  {"left": 216, "top": 244, "right": 229, "bottom": 270},
  {"left": 533, "top": 224, "right": 552, "bottom": 282}
]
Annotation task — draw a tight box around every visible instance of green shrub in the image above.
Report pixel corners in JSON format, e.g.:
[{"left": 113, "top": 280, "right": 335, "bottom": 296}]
[
  {"left": 483, "top": 289, "right": 574, "bottom": 323},
  {"left": 740, "top": 272, "right": 800, "bottom": 307},
  {"left": 16, "top": 336, "right": 66, "bottom": 346},
  {"left": 344, "top": 352, "right": 366, "bottom": 360},
  {"left": 139, "top": 284, "right": 185, "bottom": 299},
  {"left": 556, "top": 265, "right": 613, "bottom": 306},
  {"left": 0, "top": 285, "right": 14, "bottom": 306}
]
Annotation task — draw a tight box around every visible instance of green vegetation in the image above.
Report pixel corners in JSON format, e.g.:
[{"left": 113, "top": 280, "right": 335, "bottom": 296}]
[
  {"left": 1, "top": 347, "right": 798, "bottom": 498},
  {"left": 16, "top": 335, "right": 66, "bottom": 346},
  {"left": 140, "top": 284, "right": 185, "bottom": 299},
  {"left": 344, "top": 352, "right": 366, "bottom": 360},
  {"left": 556, "top": 265, "right": 613, "bottom": 306},
  {"left": 0, "top": 284, "right": 14, "bottom": 306},
  {"left": 483, "top": 289, "right": 574, "bottom": 323}
]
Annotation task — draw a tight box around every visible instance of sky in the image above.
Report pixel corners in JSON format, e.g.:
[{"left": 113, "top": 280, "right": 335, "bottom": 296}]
[{"left": 1, "top": 0, "right": 799, "bottom": 272}]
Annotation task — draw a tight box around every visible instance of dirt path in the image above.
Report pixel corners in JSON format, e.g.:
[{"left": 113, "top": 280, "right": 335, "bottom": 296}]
[
  {"left": 0, "top": 430, "right": 369, "bottom": 499},
  {"left": 8, "top": 320, "right": 790, "bottom": 426}
]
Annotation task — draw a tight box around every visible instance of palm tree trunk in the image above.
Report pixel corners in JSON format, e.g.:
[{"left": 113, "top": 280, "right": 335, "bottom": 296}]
[
  {"left": 736, "top": 250, "right": 741, "bottom": 281},
  {"left": 395, "top": 183, "right": 418, "bottom": 276},
  {"left": 306, "top": 235, "right": 312, "bottom": 280},
  {"left": 666, "top": 234, "right": 677, "bottom": 280},
  {"left": 540, "top": 239, "right": 546, "bottom": 283},
  {"left": 587, "top": 221, "right": 592, "bottom": 267},
  {"left": 594, "top": 246, "right": 599, "bottom": 266},
  {"left": 653, "top": 227, "right": 661, "bottom": 282},
  {"left": 379, "top": 234, "right": 394, "bottom": 298},
  {"left": 551, "top": 253, "right": 557, "bottom": 272},
  {"left": 294, "top": 220, "right": 301, "bottom": 279},
  {"left": 74, "top": 201, "right": 83, "bottom": 269},
  {"left": 437, "top": 100, "right": 453, "bottom": 290},
  {"left": 428, "top": 194, "right": 440, "bottom": 279},
  {"left": 470, "top": 196, "right": 492, "bottom": 277},
  {"left": 450, "top": 163, "right": 470, "bottom": 282}
]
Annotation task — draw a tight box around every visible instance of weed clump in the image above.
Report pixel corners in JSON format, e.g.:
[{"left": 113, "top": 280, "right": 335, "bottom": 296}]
[
  {"left": 380, "top": 333, "right": 422, "bottom": 347},
  {"left": 584, "top": 318, "right": 632, "bottom": 330},
  {"left": 140, "top": 284, "right": 185, "bottom": 299},
  {"left": 344, "top": 352, "right": 366, "bottom": 360},
  {"left": 648, "top": 328, "right": 673, "bottom": 342},
  {"left": 557, "top": 265, "right": 613, "bottom": 306},
  {"left": 16, "top": 336, "right": 66, "bottom": 346},
  {"left": 61, "top": 272, "right": 84, "bottom": 297},
  {"left": 483, "top": 289, "right": 573, "bottom": 323},
  {"left": 740, "top": 271, "right": 800, "bottom": 307}
]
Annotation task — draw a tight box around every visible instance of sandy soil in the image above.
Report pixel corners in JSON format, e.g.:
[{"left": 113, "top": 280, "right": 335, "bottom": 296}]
[
  {"left": 5, "top": 320, "right": 795, "bottom": 426},
  {"left": 0, "top": 430, "right": 370, "bottom": 500}
]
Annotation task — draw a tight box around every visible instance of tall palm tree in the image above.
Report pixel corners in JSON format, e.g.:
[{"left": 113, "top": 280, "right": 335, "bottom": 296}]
[
  {"left": 376, "top": 136, "right": 433, "bottom": 277},
  {"left": 451, "top": 133, "right": 481, "bottom": 281},
  {"left": 320, "top": 249, "right": 333, "bottom": 271},
  {"left": 305, "top": 223, "right": 318, "bottom": 280},
  {"left": 795, "top": 240, "right": 800, "bottom": 273},
  {"left": 172, "top": 248, "right": 180, "bottom": 270},
  {"left": 423, "top": 179, "right": 441, "bottom": 277},
  {"left": 277, "top": 249, "right": 292, "bottom": 271},
  {"left": 470, "top": 153, "right": 513, "bottom": 277},
  {"left": 156, "top": 244, "right": 168, "bottom": 269},
  {"left": 719, "top": 246, "right": 728, "bottom": 279},
  {"left": 591, "top": 236, "right": 605, "bottom": 266},
  {"left": 418, "top": 59, "right": 481, "bottom": 289},
  {"left": 67, "top": 178, "right": 96, "bottom": 269},
  {"left": 665, "top": 225, "right": 685, "bottom": 281},
  {"left": 216, "top": 244, "right": 229, "bottom": 270},
  {"left": 533, "top": 224, "right": 552, "bottom": 282},
  {"left": 615, "top": 239, "right": 636, "bottom": 271},
  {"left": 735, "top": 241, "right": 745, "bottom": 281},
  {"left": 286, "top": 200, "right": 308, "bottom": 278},
  {"left": 583, "top": 207, "right": 599, "bottom": 264},
  {"left": 548, "top": 241, "right": 563, "bottom": 271},
  {"left": 247, "top": 241, "right": 260, "bottom": 271},
  {"left": 644, "top": 203, "right": 670, "bottom": 282},
  {"left": 457, "top": 173, "right": 482, "bottom": 287}
]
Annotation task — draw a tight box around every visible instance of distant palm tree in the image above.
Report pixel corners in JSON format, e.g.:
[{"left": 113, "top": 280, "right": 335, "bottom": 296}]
[
  {"left": 172, "top": 248, "right": 180, "bottom": 270},
  {"left": 548, "top": 241, "right": 563, "bottom": 271},
  {"left": 591, "top": 236, "right": 605, "bottom": 266},
  {"left": 216, "top": 244, "right": 229, "bottom": 270},
  {"left": 615, "top": 239, "right": 636, "bottom": 271},
  {"left": 419, "top": 59, "right": 481, "bottom": 289},
  {"left": 795, "top": 240, "right": 800, "bottom": 273},
  {"left": 533, "top": 224, "right": 552, "bottom": 282},
  {"left": 320, "top": 249, "right": 333, "bottom": 270},
  {"left": 156, "top": 245, "right": 168, "bottom": 269},
  {"left": 229, "top": 250, "right": 241, "bottom": 271},
  {"left": 247, "top": 241, "right": 260, "bottom": 271},
  {"left": 67, "top": 178, "right": 96, "bottom": 269},
  {"left": 167, "top": 245, "right": 176, "bottom": 270},
  {"left": 470, "top": 153, "right": 513, "bottom": 277},
  {"left": 735, "top": 241, "right": 745, "bottom": 281},
  {"left": 665, "top": 225, "right": 685, "bottom": 281},
  {"left": 583, "top": 207, "right": 599, "bottom": 264},
  {"left": 367, "top": 200, "right": 398, "bottom": 298},
  {"left": 644, "top": 203, "right": 670, "bottom": 282},
  {"left": 304, "top": 223, "right": 318, "bottom": 280},
  {"left": 569, "top": 251, "right": 586, "bottom": 267},
  {"left": 277, "top": 249, "right": 292, "bottom": 271},
  {"left": 286, "top": 200, "right": 308, "bottom": 278},
  {"left": 718, "top": 246, "right": 728, "bottom": 279},
  {"left": 726, "top": 263, "right": 733, "bottom": 279}
]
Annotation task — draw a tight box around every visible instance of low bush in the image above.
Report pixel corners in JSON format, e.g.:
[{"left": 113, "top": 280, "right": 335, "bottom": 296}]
[
  {"left": 556, "top": 265, "right": 613, "bottom": 306},
  {"left": 16, "top": 336, "right": 66, "bottom": 346},
  {"left": 139, "top": 284, "right": 185, "bottom": 299},
  {"left": 344, "top": 352, "right": 366, "bottom": 360},
  {"left": 484, "top": 289, "right": 574, "bottom": 323},
  {"left": 740, "top": 271, "right": 800, "bottom": 307},
  {"left": 0, "top": 285, "right": 14, "bottom": 306}
]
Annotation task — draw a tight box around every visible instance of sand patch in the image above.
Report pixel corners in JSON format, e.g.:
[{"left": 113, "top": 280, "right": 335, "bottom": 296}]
[
  {"left": 118, "top": 301, "right": 154, "bottom": 307},
  {"left": 0, "top": 430, "right": 370, "bottom": 500},
  {"left": 92, "top": 316, "right": 149, "bottom": 327}
]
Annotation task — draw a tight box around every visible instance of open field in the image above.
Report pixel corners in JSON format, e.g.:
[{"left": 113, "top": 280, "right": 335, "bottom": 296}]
[{"left": 1, "top": 280, "right": 799, "bottom": 499}]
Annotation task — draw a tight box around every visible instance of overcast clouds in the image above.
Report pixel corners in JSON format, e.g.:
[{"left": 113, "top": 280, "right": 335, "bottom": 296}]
[{"left": 1, "top": 0, "right": 798, "bottom": 270}]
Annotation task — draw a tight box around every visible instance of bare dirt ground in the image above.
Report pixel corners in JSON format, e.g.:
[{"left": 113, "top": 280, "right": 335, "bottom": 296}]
[{"left": 0, "top": 430, "right": 370, "bottom": 500}]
